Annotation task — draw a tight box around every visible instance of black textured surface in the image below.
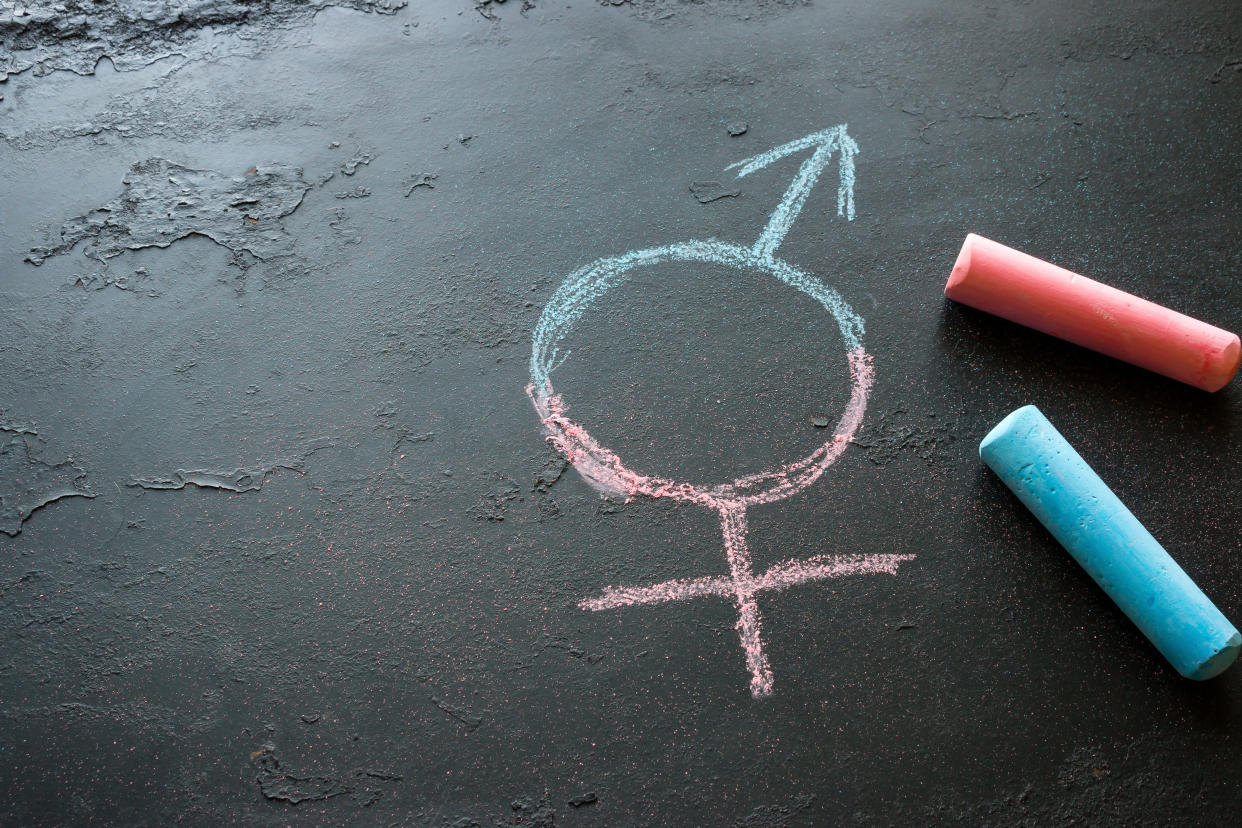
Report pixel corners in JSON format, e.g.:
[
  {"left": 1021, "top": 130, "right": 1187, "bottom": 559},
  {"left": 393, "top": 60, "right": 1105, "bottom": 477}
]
[{"left": 2, "top": 0, "right": 1241, "bottom": 825}]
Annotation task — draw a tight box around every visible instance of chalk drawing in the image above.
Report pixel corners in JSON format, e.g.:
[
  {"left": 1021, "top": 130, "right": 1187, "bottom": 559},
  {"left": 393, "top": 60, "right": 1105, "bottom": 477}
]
[{"left": 527, "top": 125, "right": 914, "bottom": 698}]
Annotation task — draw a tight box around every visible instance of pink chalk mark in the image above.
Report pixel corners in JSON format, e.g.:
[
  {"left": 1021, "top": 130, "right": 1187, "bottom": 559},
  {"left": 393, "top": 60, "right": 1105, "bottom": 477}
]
[
  {"left": 527, "top": 347, "right": 875, "bottom": 511},
  {"left": 580, "top": 553, "right": 916, "bottom": 610},
  {"left": 719, "top": 505, "right": 772, "bottom": 697},
  {"left": 528, "top": 347, "right": 908, "bottom": 698}
]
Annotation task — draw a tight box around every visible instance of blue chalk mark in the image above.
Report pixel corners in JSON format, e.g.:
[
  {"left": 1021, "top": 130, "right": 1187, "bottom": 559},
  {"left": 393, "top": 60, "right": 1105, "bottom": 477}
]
[
  {"left": 980, "top": 405, "right": 1241, "bottom": 680},
  {"left": 531, "top": 126, "right": 863, "bottom": 394},
  {"left": 726, "top": 125, "right": 858, "bottom": 262}
]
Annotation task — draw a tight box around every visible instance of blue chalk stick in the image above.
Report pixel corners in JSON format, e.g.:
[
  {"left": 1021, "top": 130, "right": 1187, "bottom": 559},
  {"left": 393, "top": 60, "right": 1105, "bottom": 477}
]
[{"left": 980, "top": 405, "right": 1240, "bottom": 680}]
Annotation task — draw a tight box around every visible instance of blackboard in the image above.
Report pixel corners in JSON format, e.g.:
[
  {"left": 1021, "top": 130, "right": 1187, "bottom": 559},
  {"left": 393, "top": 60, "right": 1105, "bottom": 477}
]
[{"left": 2, "top": 0, "right": 1240, "bottom": 824}]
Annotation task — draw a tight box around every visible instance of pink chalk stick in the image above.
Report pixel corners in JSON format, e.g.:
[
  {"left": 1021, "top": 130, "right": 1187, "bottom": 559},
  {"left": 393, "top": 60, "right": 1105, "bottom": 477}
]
[{"left": 944, "top": 234, "right": 1241, "bottom": 392}]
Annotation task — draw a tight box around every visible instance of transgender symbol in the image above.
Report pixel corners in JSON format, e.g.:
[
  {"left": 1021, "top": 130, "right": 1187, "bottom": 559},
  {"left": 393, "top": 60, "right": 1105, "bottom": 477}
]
[{"left": 526, "top": 125, "right": 914, "bottom": 698}]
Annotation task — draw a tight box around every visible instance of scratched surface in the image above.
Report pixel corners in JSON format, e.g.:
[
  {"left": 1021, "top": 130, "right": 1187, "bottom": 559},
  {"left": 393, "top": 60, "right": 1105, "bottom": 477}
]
[{"left": 2, "top": 0, "right": 1241, "bottom": 825}]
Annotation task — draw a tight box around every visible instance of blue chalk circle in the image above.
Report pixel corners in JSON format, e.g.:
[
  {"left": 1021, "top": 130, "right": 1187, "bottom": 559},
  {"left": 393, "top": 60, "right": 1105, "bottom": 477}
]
[{"left": 980, "top": 405, "right": 1240, "bottom": 680}]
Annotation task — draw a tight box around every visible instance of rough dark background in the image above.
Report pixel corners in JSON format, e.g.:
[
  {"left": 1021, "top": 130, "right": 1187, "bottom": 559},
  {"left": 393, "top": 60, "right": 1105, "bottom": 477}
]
[{"left": 2, "top": 0, "right": 1241, "bottom": 825}]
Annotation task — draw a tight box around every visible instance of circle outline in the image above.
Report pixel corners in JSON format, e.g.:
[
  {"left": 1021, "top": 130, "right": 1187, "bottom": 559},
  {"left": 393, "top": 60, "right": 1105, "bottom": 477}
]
[{"left": 528, "top": 239, "right": 869, "bottom": 507}]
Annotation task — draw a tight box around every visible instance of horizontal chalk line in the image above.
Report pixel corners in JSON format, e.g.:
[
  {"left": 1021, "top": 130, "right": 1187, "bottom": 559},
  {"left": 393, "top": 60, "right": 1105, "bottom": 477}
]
[{"left": 580, "top": 553, "right": 915, "bottom": 611}]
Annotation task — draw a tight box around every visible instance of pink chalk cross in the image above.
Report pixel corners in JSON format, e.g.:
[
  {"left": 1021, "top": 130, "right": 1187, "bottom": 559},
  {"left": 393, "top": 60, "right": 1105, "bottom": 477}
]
[
  {"left": 531, "top": 371, "right": 913, "bottom": 698},
  {"left": 580, "top": 503, "right": 914, "bottom": 697}
]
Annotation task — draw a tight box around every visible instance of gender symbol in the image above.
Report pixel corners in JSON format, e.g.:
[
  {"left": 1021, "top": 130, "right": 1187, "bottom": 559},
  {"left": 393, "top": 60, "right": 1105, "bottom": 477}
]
[{"left": 526, "top": 125, "right": 914, "bottom": 698}]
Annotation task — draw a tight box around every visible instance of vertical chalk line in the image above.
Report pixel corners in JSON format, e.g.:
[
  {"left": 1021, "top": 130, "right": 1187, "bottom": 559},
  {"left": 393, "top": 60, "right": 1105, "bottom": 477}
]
[{"left": 718, "top": 504, "right": 774, "bottom": 697}]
